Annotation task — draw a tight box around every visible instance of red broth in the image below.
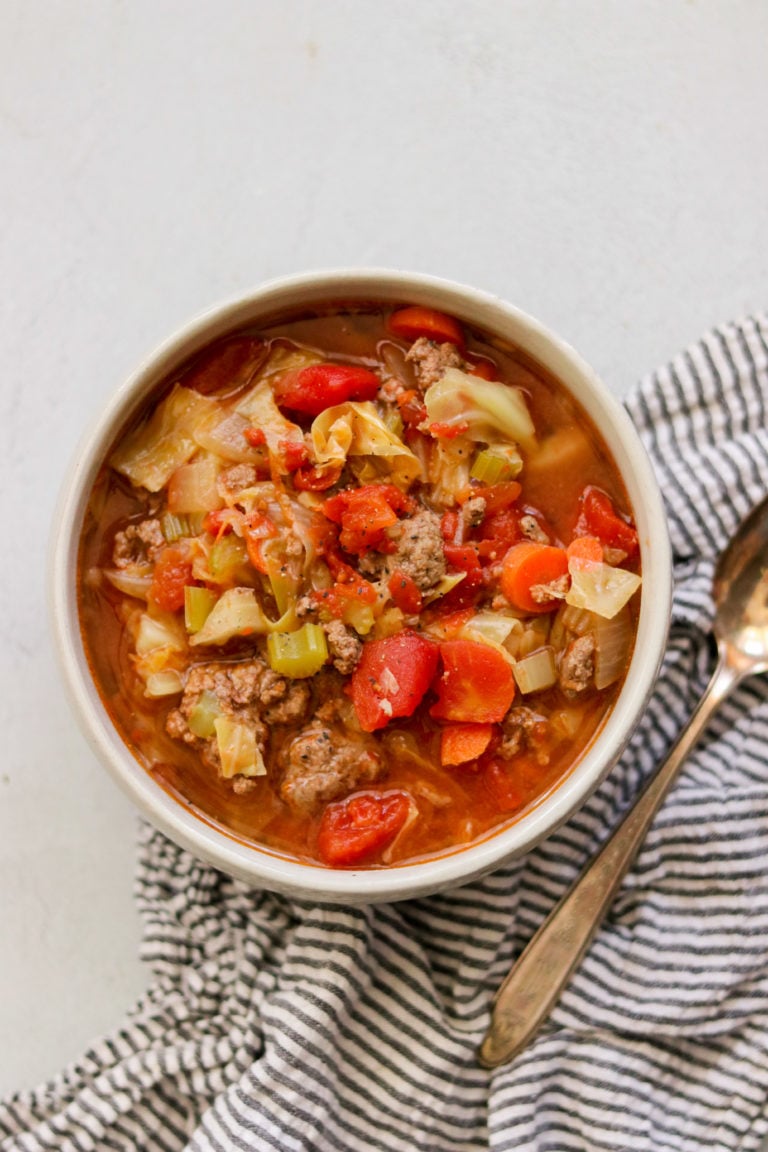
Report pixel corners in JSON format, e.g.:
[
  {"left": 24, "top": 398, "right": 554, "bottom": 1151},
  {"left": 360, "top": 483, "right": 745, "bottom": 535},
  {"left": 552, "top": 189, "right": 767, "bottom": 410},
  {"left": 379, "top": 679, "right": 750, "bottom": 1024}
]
[{"left": 78, "top": 302, "right": 640, "bottom": 867}]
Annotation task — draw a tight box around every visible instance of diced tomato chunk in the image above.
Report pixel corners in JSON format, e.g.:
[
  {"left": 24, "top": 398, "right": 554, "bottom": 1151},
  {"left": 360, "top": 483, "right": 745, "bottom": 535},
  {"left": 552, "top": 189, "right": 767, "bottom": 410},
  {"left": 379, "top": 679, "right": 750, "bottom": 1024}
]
[
  {"left": 291, "top": 461, "right": 343, "bottom": 491},
  {"left": 203, "top": 508, "right": 240, "bottom": 537},
  {"left": 483, "top": 761, "right": 527, "bottom": 813},
  {"left": 443, "top": 543, "right": 484, "bottom": 604},
  {"left": 428, "top": 420, "right": 469, "bottom": 439},
  {"left": 388, "top": 569, "right": 424, "bottom": 615},
  {"left": 150, "top": 547, "right": 194, "bottom": 612},
  {"left": 396, "top": 389, "right": 428, "bottom": 427},
  {"left": 443, "top": 543, "right": 481, "bottom": 574},
  {"left": 388, "top": 306, "right": 465, "bottom": 349},
  {"left": 467, "top": 482, "right": 522, "bottom": 515},
  {"left": 274, "top": 363, "right": 380, "bottom": 416},
  {"left": 323, "top": 484, "right": 415, "bottom": 556},
  {"left": 349, "top": 630, "right": 439, "bottom": 732},
  {"left": 244, "top": 426, "right": 266, "bottom": 447},
  {"left": 577, "top": 486, "right": 638, "bottom": 557},
  {"left": 317, "top": 791, "right": 413, "bottom": 866},
  {"left": 242, "top": 513, "right": 278, "bottom": 574},
  {"left": 477, "top": 508, "right": 521, "bottom": 559},
  {"left": 279, "top": 440, "right": 309, "bottom": 471},
  {"left": 430, "top": 640, "right": 515, "bottom": 724},
  {"left": 440, "top": 510, "right": 460, "bottom": 543}
]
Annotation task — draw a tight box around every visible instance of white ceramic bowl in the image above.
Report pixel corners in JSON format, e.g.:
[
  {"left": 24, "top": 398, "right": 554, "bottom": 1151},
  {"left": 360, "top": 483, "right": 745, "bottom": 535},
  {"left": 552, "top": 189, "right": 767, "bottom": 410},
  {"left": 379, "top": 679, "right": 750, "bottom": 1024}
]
[{"left": 49, "top": 269, "right": 672, "bottom": 903}]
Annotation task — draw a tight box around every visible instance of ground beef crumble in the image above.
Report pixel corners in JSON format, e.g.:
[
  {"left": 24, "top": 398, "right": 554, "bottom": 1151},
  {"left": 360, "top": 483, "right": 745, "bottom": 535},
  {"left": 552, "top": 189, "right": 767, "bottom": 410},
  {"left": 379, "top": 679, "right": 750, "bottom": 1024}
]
[
  {"left": 405, "top": 338, "right": 466, "bottom": 389},
  {"left": 112, "top": 518, "right": 165, "bottom": 568},
  {"left": 463, "top": 496, "right": 487, "bottom": 528},
  {"left": 558, "top": 634, "right": 596, "bottom": 697},
  {"left": 360, "top": 507, "right": 446, "bottom": 592},
  {"left": 530, "top": 574, "right": 570, "bottom": 604},
  {"left": 323, "top": 619, "right": 362, "bottom": 675},
  {"left": 519, "top": 516, "right": 550, "bottom": 544},
  {"left": 277, "top": 723, "right": 382, "bottom": 814},
  {"left": 166, "top": 658, "right": 311, "bottom": 772},
  {"left": 217, "top": 463, "right": 259, "bottom": 499},
  {"left": 499, "top": 706, "right": 550, "bottom": 763}
]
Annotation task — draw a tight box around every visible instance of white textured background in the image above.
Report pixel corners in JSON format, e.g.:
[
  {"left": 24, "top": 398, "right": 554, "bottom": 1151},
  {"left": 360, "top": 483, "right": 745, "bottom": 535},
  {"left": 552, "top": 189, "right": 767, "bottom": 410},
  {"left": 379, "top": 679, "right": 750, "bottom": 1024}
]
[{"left": 1, "top": 0, "right": 767, "bottom": 1094}]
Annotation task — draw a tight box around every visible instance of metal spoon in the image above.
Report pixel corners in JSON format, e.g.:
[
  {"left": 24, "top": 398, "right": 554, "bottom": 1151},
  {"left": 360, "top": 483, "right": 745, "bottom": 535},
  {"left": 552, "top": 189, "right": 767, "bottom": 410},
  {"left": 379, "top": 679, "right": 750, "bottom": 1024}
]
[{"left": 479, "top": 494, "right": 768, "bottom": 1068}]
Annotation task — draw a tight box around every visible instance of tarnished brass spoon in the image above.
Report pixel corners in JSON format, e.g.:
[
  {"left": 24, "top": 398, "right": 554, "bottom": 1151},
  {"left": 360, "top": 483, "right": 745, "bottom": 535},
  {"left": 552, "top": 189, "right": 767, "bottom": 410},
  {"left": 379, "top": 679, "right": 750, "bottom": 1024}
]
[{"left": 479, "top": 494, "right": 768, "bottom": 1068}]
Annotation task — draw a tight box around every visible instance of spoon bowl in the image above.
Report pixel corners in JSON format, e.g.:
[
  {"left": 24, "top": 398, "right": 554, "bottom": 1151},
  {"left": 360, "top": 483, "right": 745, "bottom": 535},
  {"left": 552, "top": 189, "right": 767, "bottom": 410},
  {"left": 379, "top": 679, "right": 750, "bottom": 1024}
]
[
  {"left": 714, "top": 498, "right": 768, "bottom": 675},
  {"left": 480, "top": 491, "right": 768, "bottom": 1068}
]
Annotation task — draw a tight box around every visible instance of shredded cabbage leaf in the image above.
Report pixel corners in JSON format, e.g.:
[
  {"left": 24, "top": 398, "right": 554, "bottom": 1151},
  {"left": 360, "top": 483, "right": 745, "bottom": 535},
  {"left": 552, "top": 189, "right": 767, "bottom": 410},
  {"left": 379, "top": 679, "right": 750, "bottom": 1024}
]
[
  {"left": 111, "top": 384, "right": 219, "bottom": 492},
  {"left": 311, "top": 402, "right": 422, "bottom": 490},
  {"left": 565, "top": 561, "right": 641, "bottom": 619},
  {"left": 193, "top": 409, "right": 267, "bottom": 464},
  {"left": 234, "top": 380, "right": 305, "bottom": 460},
  {"left": 214, "top": 716, "right": 267, "bottom": 778},
  {"left": 424, "top": 367, "right": 536, "bottom": 452},
  {"left": 428, "top": 436, "right": 473, "bottom": 504},
  {"left": 257, "top": 345, "right": 321, "bottom": 379},
  {"left": 461, "top": 611, "right": 520, "bottom": 648},
  {"left": 135, "top": 610, "right": 187, "bottom": 655},
  {"left": 190, "top": 587, "right": 296, "bottom": 646}
]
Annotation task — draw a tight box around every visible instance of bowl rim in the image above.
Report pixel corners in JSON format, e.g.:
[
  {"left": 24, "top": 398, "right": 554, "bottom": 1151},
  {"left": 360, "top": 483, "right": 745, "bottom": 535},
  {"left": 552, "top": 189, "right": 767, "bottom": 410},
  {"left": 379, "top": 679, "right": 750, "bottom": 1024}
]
[{"left": 49, "top": 267, "right": 672, "bottom": 902}]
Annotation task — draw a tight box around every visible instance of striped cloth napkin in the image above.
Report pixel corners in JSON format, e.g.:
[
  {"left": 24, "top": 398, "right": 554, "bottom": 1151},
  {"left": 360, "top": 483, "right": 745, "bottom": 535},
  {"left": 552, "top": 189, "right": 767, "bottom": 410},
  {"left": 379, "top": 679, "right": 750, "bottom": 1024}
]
[{"left": 3, "top": 314, "right": 768, "bottom": 1152}]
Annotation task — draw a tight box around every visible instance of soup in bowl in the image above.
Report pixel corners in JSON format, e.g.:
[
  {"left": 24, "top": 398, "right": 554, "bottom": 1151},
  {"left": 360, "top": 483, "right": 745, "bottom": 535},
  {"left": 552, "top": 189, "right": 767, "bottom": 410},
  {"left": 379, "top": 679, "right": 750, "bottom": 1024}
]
[{"left": 51, "top": 270, "right": 671, "bottom": 902}]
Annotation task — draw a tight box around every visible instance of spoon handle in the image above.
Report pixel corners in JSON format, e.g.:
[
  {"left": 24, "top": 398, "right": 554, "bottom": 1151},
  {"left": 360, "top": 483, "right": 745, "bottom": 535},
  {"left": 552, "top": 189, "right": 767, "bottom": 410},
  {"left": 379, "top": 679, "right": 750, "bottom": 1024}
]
[{"left": 478, "top": 654, "right": 741, "bottom": 1069}]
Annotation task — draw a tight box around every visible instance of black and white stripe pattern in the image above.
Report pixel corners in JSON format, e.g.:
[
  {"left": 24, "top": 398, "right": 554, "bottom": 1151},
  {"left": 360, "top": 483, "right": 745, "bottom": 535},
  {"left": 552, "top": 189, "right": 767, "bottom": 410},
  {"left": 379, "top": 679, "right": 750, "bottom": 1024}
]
[{"left": 3, "top": 314, "right": 768, "bottom": 1152}]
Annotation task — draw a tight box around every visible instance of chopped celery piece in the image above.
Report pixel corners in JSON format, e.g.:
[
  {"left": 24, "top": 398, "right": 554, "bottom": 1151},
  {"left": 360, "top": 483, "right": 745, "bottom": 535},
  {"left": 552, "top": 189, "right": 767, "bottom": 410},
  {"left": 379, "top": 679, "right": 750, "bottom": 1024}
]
[
  {"left": 184, "top": 586, "right": 218, "bottom": 633},
  {"left": 210, "top": 535, "right": 249, "bottom": 582},
  {"left": 161, "top": 512, "right": 191, "bottom": 542},
  {"left": 513, "top": 646, "right": 557, "bottom": 694},
  {"left": 214, "top": 716, "right": 266, "bottom": 778},
  {"left": 188, "top": 690, "right": 223, "bottom": 738},
  {"left": 263, "top": 543, "right": 299, "bottom": 616},
  {"left": 188, "top": 512, "right": 207, "bottom": 535},
  {"left": 267, "top": 623, "right": 328, "bottom": 678},
  {"left": 470, "top": 445, "right": 522, "bottom": 484},
  {"left": 144, "top": 670, "right": 183, "bottom": 698}
]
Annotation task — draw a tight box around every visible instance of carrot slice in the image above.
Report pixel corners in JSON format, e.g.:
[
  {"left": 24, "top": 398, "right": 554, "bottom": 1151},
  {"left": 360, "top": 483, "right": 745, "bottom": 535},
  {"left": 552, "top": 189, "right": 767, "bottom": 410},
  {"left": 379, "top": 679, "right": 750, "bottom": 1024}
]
[
  {"left": 566, "top": 535, "right": 603, "bottom": 567},
  {"left": 499, "top": 542, "right": 569, "bottom": 614},
  {"left": 440, "top": 722, "right": 494, "bottom": 766},
  {"left": 430, "top": 640, "right": 515, "bottom": 723},
  {"left": 388, "top": 306, "right": 465, "bottom": 349}
]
